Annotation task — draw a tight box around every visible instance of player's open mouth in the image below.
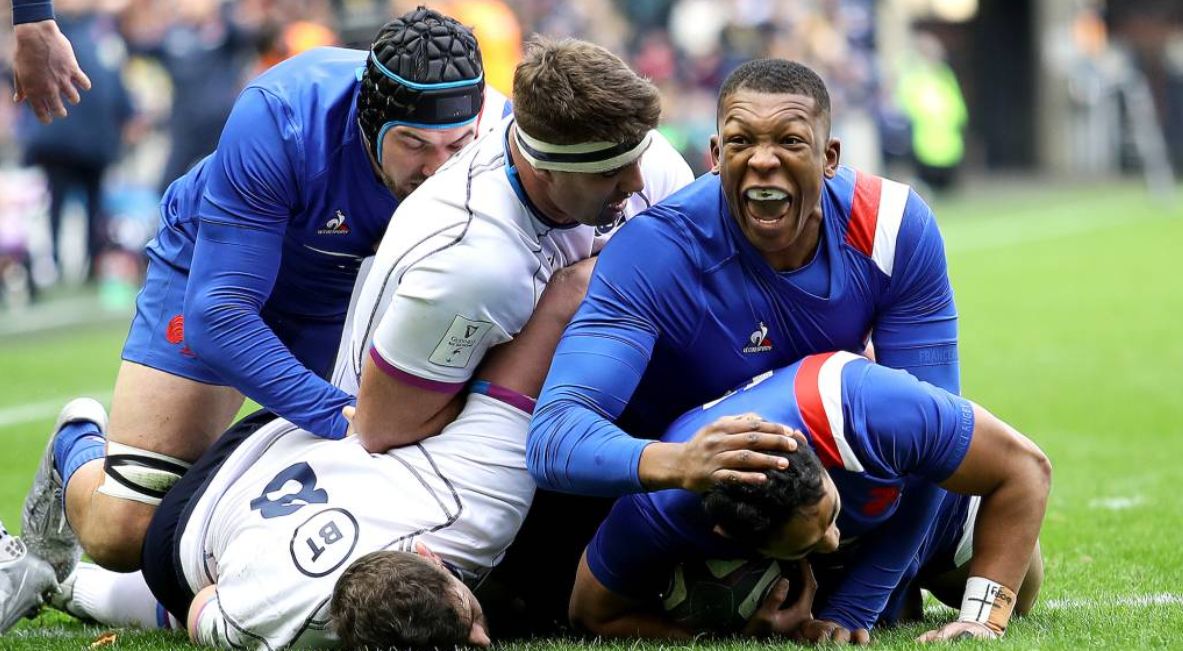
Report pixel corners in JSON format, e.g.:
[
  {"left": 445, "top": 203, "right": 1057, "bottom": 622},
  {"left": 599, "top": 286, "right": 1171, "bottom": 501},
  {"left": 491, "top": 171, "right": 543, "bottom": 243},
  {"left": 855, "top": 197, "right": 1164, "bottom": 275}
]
[{"left": 742, "top": 186, "right": 792, "bottom": 225}]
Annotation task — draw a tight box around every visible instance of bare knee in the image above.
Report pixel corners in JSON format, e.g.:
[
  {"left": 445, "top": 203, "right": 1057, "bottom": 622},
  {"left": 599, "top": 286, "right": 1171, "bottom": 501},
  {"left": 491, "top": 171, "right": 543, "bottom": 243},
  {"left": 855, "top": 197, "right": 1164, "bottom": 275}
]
[{"left": 78, "top": 498, "right": 154, "bottom": 572}]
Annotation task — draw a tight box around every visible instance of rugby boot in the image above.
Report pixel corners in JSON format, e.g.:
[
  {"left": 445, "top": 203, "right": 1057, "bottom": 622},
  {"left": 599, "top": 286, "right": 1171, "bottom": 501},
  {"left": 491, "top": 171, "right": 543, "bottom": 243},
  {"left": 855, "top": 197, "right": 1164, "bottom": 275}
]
[
  {"left": 0, "top": 529, "right": 57, "bottom": 633},
  {"left": 22, "top": 398, "right": 107, "bottom": 582}
]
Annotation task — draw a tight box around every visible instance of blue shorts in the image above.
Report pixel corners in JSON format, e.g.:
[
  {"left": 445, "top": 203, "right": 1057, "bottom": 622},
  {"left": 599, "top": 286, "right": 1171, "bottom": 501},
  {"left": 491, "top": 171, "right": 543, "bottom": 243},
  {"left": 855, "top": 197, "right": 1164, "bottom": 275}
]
[
  {"left": 121, "top": 228, "right": 222, "bottom": 383},
  {"left": 879, "top": 490, "right": 974, "bottom": 624},
  {"left": 811, "top": 490, "right": 974, "bottom": 627}
]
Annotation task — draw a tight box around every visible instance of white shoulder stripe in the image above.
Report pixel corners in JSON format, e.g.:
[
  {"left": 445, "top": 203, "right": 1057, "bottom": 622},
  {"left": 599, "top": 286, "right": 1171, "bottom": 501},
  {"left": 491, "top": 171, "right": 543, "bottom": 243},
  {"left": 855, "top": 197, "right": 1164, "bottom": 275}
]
[
  {"left": 817, "top": 351, "right": 865, "bottom": 473},
  {"left": 871, "top": 179, "right": 911, "bottom": 276}
]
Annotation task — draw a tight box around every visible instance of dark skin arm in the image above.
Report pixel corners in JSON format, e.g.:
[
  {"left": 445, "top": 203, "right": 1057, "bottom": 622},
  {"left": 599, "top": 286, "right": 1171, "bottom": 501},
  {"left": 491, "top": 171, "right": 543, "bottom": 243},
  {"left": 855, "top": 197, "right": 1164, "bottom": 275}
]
[
  {"left": 570, "top": 551, "right": 817, "bottom": 640},
  {"left": 915, "top": 403, "right": 1051, "bottom": 642},
  {"left": 569, "top": 550, "right": 695, "bottom": 640}
]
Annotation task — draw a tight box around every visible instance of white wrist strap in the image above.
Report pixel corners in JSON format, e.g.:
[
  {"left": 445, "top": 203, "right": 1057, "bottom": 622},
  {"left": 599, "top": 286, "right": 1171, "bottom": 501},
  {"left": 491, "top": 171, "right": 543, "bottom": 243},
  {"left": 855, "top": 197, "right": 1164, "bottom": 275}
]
[{"left": 958, "top": 576, "right": 1016, "bottom": 636}]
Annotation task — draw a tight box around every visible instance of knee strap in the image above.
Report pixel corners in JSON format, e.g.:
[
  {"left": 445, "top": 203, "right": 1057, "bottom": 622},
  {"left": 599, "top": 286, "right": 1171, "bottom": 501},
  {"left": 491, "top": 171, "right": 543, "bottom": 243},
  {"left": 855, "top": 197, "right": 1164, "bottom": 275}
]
[{"left": 97, "top": 441, "right": 192, "bottom": 506}]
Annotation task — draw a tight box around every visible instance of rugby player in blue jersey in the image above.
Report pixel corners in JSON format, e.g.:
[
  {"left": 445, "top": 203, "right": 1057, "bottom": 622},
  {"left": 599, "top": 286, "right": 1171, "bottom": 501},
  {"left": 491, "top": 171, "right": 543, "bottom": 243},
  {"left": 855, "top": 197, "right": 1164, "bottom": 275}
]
[
  {"left": 12, "top": 7, "right": 508, "bottom": 582},
  {"left": 528, "top": 59, "right": 962, "bottom": 502},
  {"left": 570, "top": 352, "right": 1050, "bottom": 644}
]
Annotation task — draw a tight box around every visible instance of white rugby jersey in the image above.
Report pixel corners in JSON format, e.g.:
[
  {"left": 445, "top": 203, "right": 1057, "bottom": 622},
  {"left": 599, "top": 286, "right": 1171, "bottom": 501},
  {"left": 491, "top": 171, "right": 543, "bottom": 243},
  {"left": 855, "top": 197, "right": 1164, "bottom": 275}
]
[
  {"left": 331, "top": 117, "right": 693, "bottom": 395},
  {"left": 178, "top": 393, "right": 533, "bottom": 649}
]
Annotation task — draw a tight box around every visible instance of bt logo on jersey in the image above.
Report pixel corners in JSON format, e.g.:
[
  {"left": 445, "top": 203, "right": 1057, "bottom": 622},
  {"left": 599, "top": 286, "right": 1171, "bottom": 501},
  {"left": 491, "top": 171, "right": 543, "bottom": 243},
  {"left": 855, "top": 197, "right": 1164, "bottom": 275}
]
[{"left": 290, "top": 507, "right": 360, "bottom": 578}]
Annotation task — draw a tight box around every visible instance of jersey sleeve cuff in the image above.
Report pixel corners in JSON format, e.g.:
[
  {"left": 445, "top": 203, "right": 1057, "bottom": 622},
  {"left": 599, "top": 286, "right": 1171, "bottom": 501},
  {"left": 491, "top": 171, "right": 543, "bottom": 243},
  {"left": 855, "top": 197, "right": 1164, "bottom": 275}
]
[
  {"left": 368, "top": 346, "right": 465, "bottom": 394},
  {"left": 13, "top": 1, "right": 54, "bottom": 23},
  {"left": 932, "top": 397, "right": 976, "bottom": 482}
]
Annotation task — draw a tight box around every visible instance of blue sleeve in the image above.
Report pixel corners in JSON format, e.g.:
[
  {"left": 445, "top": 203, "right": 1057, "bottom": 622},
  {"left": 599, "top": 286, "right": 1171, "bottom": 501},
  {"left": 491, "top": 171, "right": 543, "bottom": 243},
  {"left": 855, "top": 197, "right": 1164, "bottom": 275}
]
[
  {"left": 527, "top": 213, "right": 702, "bottom": 496},
  {"left": 12, "top": 0, "right": 53, "bottom": 24},
  {"left": 845, "top": 363, "right": 975, "bottom": 482},
  {"left": 872, "top": 192, "right": 960, "bottom": 394},
  {"left": 185, "top": 87, "right": 352, "bottom": 438},
  {"left": 586, "top": 495, "right": 684, "bottom": 601},
  {"left": 817, "top": 480, "right": 946, "bottom": 630}
]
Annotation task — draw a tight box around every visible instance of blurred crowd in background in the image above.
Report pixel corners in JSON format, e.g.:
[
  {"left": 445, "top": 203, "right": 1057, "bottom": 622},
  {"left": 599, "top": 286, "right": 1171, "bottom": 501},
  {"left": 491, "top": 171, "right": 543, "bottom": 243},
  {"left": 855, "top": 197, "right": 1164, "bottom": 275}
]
[{"left": 0, "top": 0, "right": 1181, "bottom": 308}]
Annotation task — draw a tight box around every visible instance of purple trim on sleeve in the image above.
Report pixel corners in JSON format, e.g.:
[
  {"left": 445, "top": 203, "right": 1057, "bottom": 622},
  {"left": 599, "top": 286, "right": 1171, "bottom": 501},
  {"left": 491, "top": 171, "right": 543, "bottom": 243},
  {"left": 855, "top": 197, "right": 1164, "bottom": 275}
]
[
  {"left": 368, "top": 346, "right": 464, "bottom": 394},
  {"left": 13, "top": 0, "right": 54, "bottom": 24},
  {"left": 469, "top": 380, "right": 536, "bottom": 415}
]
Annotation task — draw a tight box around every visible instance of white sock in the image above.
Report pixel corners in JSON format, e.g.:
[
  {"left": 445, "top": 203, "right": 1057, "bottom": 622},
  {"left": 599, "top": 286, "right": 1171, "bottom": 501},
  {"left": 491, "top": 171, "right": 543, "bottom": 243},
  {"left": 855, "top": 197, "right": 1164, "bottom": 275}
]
[{"left": 61, "top": 562, "right": 180, "bottom": 630}]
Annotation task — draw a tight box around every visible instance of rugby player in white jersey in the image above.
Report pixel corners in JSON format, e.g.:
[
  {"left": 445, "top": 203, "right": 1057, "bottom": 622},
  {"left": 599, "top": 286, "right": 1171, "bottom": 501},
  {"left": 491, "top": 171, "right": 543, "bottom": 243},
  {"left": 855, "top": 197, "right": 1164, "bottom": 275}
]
[
  {"left": 43, "top": 266, "right": 591, "bottom": 649},
  {"left": 330, "top": 35, "right": 694, "bottom": 452}
]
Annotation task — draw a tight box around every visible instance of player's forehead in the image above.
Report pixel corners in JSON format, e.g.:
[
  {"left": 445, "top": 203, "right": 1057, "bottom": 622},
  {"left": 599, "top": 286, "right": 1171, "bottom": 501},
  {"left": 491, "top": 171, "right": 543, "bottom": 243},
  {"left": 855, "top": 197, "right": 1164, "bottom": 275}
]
[
  {"left": 392, "top": 124, "right": 476, "bottom": 146},
  {"left": 719, "top": 89, "right": 821, "bottom": 131}
]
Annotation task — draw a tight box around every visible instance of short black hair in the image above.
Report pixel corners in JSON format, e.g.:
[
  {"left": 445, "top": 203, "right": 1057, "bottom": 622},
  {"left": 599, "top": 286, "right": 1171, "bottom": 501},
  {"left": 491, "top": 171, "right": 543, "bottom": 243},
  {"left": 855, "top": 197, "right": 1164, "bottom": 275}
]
[
  {"left": 702, "top": 446, "right": 827, "bottom": 549},
  {"left": 716, "top": 59, "right": 831, "bottom": 121}
]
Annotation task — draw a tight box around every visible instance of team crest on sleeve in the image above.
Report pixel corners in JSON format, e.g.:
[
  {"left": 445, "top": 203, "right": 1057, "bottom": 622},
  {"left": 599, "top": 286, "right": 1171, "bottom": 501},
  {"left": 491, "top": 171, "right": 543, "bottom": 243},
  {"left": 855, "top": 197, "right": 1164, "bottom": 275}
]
[
  {"left": 429, "top": 316, "right": 494, "bottom": 368},
  {"left": 742, "top": 321, "right": 774, "bottom": 354}
]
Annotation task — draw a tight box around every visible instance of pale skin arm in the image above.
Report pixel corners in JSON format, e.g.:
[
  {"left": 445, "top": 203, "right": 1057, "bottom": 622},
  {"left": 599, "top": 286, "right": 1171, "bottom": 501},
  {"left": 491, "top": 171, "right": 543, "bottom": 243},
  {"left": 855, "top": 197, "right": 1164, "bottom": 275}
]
[
  {"left": 187, "top": 584, "right": 218, "bottom": 645},
  {"left": 353, "top": 365, "right": 465, "bottom": 452},
  {"left": 12, "top": 20, "right": 91, "bottom": 124},
  {"left": 355, "top": 260, "right": 596, "bottom": 452},
  {"left": 919, "top": 403, "right": 1052, "bottom": 642}
]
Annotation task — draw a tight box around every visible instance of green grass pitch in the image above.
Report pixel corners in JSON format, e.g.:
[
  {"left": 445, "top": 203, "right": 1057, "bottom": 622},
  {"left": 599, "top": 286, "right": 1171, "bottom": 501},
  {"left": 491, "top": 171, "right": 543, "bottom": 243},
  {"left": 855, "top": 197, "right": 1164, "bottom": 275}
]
[{"left": 1, "top": 181, "right": 1181, "bottom": 648}]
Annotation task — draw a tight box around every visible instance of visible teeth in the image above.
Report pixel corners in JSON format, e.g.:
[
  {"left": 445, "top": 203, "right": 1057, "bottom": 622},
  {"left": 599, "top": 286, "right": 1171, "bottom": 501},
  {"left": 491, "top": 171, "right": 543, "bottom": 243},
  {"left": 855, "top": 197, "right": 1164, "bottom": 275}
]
[{"left": 745, "top": 188, "right": 788, "bottom": 201}]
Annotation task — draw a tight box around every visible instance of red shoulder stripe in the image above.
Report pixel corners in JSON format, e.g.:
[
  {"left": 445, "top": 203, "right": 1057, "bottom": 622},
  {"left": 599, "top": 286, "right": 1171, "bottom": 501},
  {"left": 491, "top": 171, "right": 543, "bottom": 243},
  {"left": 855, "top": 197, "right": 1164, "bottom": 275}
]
[
  {"left": 845, "top": 171, "right": 881, "bottom": 257},
  {"left": 794, "top": 353, "right": 841, "bottom": 468}
]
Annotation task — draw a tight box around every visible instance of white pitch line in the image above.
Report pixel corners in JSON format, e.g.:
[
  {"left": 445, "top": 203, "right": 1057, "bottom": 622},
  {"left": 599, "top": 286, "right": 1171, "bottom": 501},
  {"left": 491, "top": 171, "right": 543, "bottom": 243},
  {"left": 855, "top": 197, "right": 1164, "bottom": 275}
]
[
  {"left": 1042, "top": 593, "right": 1183, "bottom": 610},
  {"left": 0, "top": 393, "right": 110, "bottom": 430},
  {"left": 926, "top": 593, "right": 1183, "bottom": 616}
]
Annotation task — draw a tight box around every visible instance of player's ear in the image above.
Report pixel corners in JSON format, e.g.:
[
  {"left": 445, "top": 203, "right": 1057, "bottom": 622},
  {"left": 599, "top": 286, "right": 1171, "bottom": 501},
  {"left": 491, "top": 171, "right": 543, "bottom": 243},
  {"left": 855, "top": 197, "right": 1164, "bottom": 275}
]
[
  {"left": 468, "top": 620, "right": 491, "bottom": 647},
  {"left": 709, "top": 134, "right": 721, "bottom": 174},
  {"left": 824, "top": 137, "right": 841, "bottom": 178},
  {"left": 413, "top": 541, "right": 444, "bottom": 566}
]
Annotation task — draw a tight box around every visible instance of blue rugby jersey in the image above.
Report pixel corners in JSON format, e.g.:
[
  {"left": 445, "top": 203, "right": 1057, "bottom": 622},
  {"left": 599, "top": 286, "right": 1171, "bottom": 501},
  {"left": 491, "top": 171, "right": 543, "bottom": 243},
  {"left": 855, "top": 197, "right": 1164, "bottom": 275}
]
[
  {"left": 584, "top": 352, "right": 975, "bottom": 631},
  {"left": 529, "top": 166, "right": 959, "bottom": 494},
  {"left": 150, "top": 47, "right": 506, "bottom": 438}
]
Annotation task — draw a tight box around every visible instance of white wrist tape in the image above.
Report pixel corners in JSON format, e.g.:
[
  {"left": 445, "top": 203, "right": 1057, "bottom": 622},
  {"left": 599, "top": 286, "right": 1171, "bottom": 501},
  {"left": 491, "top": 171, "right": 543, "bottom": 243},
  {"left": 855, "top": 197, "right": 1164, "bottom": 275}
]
[{"left": 958, "top": 576, "right": 1016, "bottom": 636}]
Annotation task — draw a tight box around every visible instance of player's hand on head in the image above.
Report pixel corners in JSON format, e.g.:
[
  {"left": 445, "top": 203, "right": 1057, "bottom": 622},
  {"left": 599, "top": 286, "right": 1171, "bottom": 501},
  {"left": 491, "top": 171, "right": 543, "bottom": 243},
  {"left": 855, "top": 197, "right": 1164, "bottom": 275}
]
[
  {"left": 678, "top": 413, "right": 803, "bottom": 492},
  {"left": 916, "top": 621, "right": 999, "bottom": 643},
  {"left": 12, "top": 20, "right": 91, "bottom": 124},
  {"left": 742, "top": 560, "right": 817, "bottom": 637},
  {"left": 796, "top": 618, "right": 870, "bottom": 645}
]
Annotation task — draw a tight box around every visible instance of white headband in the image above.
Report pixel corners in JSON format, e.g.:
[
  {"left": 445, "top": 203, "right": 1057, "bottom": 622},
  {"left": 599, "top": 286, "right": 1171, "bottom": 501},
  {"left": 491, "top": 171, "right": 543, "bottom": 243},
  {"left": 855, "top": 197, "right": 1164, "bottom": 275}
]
[{"left": 514, "top": 126, "right": 653, "bottom": 173}]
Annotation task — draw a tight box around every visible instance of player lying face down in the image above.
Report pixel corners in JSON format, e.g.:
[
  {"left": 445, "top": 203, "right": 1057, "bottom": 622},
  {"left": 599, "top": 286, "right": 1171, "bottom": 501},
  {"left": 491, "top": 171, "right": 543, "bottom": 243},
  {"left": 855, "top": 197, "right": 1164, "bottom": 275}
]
[{"left": 569, "top": 352, "right": 1050, "bottom": 644}]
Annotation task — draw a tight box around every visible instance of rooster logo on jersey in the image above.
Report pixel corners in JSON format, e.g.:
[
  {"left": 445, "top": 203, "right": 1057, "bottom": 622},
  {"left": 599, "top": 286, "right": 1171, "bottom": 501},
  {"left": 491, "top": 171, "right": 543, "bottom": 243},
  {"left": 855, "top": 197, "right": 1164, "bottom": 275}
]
[
  {"left": 742, "top": 321, "right": 773, "bottom": 354},
  {"left": 318, "top": 210, "right": 351, "bottom": 235}
]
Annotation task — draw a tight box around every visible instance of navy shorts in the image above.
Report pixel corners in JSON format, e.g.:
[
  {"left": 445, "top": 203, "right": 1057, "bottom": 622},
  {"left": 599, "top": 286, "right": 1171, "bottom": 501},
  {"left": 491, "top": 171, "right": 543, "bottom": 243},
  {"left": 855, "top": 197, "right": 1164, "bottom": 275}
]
[{"left": 141, "top": 409, "right": 278, "bottom": 622}]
